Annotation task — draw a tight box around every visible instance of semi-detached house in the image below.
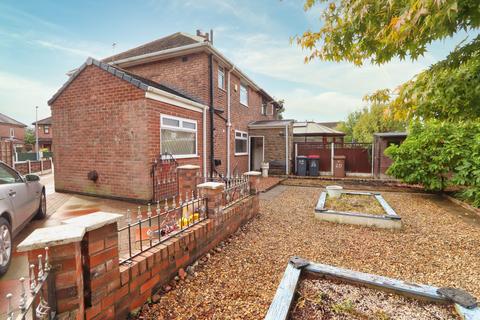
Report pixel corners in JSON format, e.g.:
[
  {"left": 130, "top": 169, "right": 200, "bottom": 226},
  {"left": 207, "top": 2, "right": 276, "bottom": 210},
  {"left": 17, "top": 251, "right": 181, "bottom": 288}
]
[{"left": 49, "top": 32, "right": 293, "bottom": 202}]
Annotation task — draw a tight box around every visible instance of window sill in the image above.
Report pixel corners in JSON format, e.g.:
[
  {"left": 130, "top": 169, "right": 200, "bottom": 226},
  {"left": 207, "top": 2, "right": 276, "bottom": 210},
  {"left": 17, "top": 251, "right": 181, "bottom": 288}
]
[
  {"left": 162, "top": 154, "right": 199, "bottom": 160},
  {"left": 218, "top": 87, "right": 227, "bottom": 93},
  {"left": 235, "top": 153, "right": 248, "bottom": 156},
  {"left": 240, "top": 103, "right": 248, "bottom": 108}
]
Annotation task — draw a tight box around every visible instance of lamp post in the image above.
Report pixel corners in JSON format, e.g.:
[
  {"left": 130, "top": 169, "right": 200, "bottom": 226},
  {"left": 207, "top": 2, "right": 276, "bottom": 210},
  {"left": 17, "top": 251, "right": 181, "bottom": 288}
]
[{"left": 35, "top": 106, "right": 39, "bottom": 160}]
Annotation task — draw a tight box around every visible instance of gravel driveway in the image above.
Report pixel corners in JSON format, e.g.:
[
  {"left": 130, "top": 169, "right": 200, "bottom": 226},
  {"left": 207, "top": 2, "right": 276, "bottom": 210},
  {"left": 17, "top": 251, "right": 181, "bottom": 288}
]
[{"left": 139, "top": 185, "right": 480, "bottom": 319}]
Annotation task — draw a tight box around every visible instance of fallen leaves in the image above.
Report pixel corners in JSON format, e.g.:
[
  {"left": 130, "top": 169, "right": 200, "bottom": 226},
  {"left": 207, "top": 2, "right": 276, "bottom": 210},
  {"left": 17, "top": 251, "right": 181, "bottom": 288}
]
[{"left": 138, "top": 185, "right": 480, "bottom": 319}]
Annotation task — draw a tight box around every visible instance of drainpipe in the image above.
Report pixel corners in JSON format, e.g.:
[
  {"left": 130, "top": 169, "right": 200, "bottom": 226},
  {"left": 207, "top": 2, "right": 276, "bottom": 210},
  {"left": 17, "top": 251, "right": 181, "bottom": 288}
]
[
  {"left": 285, "top": 124, "right": 289, "bottom": 175},
  {"left": 208, "top": 54, "right": 215, "bottom": 175},
  {"left": 226, "top": 66, "right": 235, "bottom": 178},
  {"left": 203, "top": 106, "right": 207, "bottom": 179}
]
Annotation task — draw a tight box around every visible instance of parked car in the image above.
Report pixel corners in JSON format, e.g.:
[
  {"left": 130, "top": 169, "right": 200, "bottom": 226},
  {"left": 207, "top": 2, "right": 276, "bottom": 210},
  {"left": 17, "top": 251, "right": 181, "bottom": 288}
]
[{"left": 0, "top": 161, "right": 46, "bottom": 276}]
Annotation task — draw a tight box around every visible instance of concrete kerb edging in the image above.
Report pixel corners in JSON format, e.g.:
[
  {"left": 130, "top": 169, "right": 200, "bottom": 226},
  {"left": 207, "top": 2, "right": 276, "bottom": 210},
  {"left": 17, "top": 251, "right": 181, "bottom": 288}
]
[{"left": 314, "top": 190, "right": 402, "bottom": 230}]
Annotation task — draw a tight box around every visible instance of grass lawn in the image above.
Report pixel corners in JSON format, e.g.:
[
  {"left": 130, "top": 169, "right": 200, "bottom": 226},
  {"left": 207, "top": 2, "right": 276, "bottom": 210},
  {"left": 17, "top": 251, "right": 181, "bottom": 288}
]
[{"left": 138, "top": 185, "right": 480, "bottom": 319}]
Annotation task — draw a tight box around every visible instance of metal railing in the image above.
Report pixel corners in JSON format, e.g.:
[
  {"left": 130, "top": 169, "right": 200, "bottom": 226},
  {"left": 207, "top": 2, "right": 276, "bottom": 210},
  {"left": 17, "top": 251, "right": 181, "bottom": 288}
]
[
  {"left": 222, "top": 175, "right": 250, "bottom": 209},
  {"left": 4, "top": 247, "right": 56, "bottom": 320},
  {"left": 118, "top": 193, "right": 208, "bottom": 264}
]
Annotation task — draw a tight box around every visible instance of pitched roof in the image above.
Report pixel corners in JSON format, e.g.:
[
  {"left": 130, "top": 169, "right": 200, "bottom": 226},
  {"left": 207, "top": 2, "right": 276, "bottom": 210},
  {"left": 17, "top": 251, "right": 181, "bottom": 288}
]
[
  {"left": 317, "top": 121, "right": 340, "bottom": 129},
  {"left": 293, "top": 122, "right": 345, "bottom": 136},
  {"left": 32, "top": 116, "right": 52, "bottom": 125},
  {"left": 103, "top": 32, "right": 204, "bottom": 63},
  {"left": 0, "top": 113, "right": 27, "bottom": 127},
  {"left": 49, "top": 57, "right": 200, "bottom": 105}
]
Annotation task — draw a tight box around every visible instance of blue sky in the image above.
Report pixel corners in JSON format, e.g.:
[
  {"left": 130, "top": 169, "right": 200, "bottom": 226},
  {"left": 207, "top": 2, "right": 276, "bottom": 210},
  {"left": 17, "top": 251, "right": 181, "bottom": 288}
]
[{"left": 0, "top": 0, "right": 478, "bottom": 125}]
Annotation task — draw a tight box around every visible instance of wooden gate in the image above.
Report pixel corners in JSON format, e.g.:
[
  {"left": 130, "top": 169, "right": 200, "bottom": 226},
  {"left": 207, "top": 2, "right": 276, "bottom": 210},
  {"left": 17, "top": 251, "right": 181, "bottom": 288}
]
[
  {"left": 151, "top": 154, "right": 178, "bottom": 202},
  {"left": 0, "top": 140, "right": 13, "bottom": 166}
]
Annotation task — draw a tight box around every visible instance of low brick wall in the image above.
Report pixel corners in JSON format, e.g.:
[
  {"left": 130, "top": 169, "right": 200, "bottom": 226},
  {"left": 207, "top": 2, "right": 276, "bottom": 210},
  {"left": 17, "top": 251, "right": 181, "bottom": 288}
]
[{"left": 91, "top": 195, "right": 259, "bottom": 319}]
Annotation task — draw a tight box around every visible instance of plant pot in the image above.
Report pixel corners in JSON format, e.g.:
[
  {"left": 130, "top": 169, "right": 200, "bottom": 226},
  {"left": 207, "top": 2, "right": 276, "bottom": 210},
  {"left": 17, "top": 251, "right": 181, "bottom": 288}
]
[{"left": 326, "top": 185, "right": 343, "bottom": 198}]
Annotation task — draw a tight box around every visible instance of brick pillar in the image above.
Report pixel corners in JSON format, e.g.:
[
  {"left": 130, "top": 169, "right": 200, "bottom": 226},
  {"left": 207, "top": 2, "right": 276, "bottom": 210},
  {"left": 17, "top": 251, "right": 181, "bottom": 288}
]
[
  {"left": 244, "top": 171, "right": 261, "bottom": 195},
  {"left": 197, "top": 181, "right": 225, "bottom": 219},
  {"left": 17, "top": 224, "right": 87, "bottom": 320},
  {"left": 177, "top": 164, "right": 200, "bottom": 199},
  {"left": 63, "top": 212, "right": 122, "bottom": 320}
]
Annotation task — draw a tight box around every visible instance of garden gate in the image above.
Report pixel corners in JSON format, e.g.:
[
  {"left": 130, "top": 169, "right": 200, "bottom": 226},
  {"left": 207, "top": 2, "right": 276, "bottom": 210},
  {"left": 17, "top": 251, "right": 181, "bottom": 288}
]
[{"left": 151, "top": 153, "right": 178, "bottom": 202}]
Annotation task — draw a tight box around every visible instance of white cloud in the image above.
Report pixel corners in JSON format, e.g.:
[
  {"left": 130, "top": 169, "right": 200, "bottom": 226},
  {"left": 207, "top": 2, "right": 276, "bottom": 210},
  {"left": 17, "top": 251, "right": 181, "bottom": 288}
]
[
  {"left": 0, "top": 72, "right": 56, "bottom": 124},
  {"left": 282, "top": 89, "right": 361, "bottom": 122}
]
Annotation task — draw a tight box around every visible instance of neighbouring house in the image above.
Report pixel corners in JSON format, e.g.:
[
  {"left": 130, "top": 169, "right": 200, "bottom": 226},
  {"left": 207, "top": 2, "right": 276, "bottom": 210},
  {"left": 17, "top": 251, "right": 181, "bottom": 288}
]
[
  {"left": 317, "top": 121, "right": 341, "bottom": 129},
  {"left": 49, "top": 31, "right": 288, "bottom": 202},
  {"left": 293, "top": 121, "right": 345, "bottom": 144},
  {"left": 0, "top": 112, "right": 27, "bottom": 150},
  {"left": 373, "top": 132, "right": 407, "bottom": 179},
  {"left": 32, "top": 116, "right": 53, "bottom": 151}
]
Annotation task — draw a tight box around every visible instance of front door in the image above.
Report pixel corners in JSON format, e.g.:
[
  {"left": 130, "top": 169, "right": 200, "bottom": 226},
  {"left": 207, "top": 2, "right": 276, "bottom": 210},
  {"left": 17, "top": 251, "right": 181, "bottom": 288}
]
[{"left": 249, "top": 137, "right": 264, "bottom": 171}]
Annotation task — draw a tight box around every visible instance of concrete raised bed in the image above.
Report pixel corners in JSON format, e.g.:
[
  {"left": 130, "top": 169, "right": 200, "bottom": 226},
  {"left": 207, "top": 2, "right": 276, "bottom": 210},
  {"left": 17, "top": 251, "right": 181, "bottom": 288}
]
[{"left": 315, "top": 190, "right": 402, "bottom": 229}]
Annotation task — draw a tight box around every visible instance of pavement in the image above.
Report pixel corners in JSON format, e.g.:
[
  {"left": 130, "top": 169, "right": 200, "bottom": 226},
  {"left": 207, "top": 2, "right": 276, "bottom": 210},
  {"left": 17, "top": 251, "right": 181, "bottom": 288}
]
[{"left": 0, "top": 172, "right": 135, "bottom": 318}]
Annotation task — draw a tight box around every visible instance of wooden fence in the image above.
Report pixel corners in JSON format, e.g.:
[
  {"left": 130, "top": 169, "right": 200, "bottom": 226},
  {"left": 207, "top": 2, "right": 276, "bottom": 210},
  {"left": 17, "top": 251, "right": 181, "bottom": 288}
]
[
  {"left": 294, "top": 142, "right": 373, "bottom": 175},
  {"left": 0, "top": 140, "right": 14, "bottom": 166}
]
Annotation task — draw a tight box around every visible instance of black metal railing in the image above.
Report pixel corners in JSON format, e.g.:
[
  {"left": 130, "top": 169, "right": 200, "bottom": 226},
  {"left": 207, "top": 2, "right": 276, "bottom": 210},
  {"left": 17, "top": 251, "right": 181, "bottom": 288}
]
[
  {"left": 4, "top": 247, "right": 56, "bottom": 320},
  {"left": 118, "top": 194, "right": 208, "bottom": 264}
]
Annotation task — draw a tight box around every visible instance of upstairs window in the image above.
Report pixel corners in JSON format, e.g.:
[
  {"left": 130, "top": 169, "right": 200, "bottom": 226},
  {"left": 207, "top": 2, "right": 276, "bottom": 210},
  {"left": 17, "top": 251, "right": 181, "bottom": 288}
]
[
  {"left": 161, "top": 115, "right": 197, "bottom": 158},
  {"left": 44, "top": 125, "right": 50, "bottom": 134},
  {"left": 261, "top": 99, "right": 267, "bottom": 115},
  {"left": 240, "top": 83, "right": 248, "bottom": 106},
  {"left": 218, "top": 66, "right": 225, "bottom": 90},
  {"left": 235, "top": 130, "right": 248, "bottom": 155},
  {"left": 9, "top": 128, "right": 14, "bottom": 137}
]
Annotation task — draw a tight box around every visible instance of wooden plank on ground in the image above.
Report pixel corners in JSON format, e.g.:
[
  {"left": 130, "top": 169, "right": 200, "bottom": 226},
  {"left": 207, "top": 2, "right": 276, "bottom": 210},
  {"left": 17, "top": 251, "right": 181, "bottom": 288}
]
[
  {"left": 264, "top": 263, "right": 301, "bottom": 320},
  {"left": 305, "top": 262, "right": 447, "bottom": 302}
]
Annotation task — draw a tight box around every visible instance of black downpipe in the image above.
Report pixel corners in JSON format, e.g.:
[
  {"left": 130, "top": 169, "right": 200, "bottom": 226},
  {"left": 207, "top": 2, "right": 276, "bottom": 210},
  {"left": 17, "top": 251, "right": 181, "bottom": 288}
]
[{"left": 208, "top": 54, "right": 215, "bottom": 175}]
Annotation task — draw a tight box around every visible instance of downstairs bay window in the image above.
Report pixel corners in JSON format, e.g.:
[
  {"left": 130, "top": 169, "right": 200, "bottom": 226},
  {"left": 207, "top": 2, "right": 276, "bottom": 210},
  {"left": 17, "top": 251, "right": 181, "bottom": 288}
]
[
  {"left": 235, "top": 130, "right": 248, "bottom": 155},
  {"left": 161, "top": 115, "right": 197, "bottom": 158}
]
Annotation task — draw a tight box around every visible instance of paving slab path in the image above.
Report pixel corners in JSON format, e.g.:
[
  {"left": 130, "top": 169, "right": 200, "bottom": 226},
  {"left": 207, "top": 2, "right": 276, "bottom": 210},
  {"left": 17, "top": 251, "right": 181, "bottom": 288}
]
[{"left": 139, "top": 185, "right": 480, "bottom": 320}]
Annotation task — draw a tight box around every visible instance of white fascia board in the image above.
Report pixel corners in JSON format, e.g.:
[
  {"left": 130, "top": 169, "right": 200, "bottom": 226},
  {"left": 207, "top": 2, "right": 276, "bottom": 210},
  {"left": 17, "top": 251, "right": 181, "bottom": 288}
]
[{"left": 145, "top": 87, "right": 208, "bottom": 113}]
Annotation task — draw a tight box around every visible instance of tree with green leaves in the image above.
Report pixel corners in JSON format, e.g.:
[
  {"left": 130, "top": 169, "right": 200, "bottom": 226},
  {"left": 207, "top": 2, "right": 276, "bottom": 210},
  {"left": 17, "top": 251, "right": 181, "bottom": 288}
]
[
  {"left": 24, "top": 128, "right": 35, "bottom": 145},
  {"left": 337, "top": 89, "right": 407, "bottom": 143}
]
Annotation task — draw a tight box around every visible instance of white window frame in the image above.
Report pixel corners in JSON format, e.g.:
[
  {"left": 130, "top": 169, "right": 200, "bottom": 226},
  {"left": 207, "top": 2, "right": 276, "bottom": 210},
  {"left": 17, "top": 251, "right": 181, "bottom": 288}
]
[
  {"left": 218, "top": 66, "right": 225, "bottom": 90},
  {"left": 268, "top": 104, "right": 274, "bottom": 116},
  {"left": 160, "top": 114, "right": 198, "bottom": 159},
  {"left": 9, "top": 128, "right": 14, "bottom": 138},
  {"left": 44, "top": 125, "right": 50, "bottom": 134},
  {"left": 240, "top": 83, "right": 248, "bottom": 107},
  {"left": 261, "top": 102, "right": 267, "bottom": 116},
  {"left": 234, "top": 130, "right": 248, "bottom": 156}
]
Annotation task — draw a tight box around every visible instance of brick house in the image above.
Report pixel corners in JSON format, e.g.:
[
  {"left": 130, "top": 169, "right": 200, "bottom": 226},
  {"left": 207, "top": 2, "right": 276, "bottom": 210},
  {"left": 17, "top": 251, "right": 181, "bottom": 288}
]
[
  {"left": 49, "top": 32, "right": 290, "bottom": 202},
  {"left": 32, "top": 116, "right": 53, "bottom": 151},
  {"left": 0, "top": 112, "right": 27, "bottom": 149}
]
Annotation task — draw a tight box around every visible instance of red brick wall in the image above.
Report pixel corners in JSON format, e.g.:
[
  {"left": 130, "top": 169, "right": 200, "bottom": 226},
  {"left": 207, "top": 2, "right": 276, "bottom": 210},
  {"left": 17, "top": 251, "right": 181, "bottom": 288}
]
[
  {"left": 0, "top": 123, "right": 25, "bottom": 141},
  {"left": 51, "top": 65, "right": 151, "bottom": 201},
  {"left": 86, "top": 195, "right": 259, "bottom": 319},
  {"left": 123, "top": 53, "right": 278, "bottom": 176},
  {"left": 37, "top": 124, "right": 52, "bottom": 140}
]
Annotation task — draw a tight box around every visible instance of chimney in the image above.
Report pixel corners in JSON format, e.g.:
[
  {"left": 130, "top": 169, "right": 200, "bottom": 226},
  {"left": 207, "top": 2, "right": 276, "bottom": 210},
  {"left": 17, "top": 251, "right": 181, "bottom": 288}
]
[{"left": 196, "top": 29, "right": 213, "bottom": 44}]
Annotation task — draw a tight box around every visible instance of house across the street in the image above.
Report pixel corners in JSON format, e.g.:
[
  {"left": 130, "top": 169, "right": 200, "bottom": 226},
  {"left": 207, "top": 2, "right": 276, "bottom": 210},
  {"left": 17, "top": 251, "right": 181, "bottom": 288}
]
[
  {"left": 32, "top": 116, "right": 53, "bottom": 151},
  {"left": 0, "top": 112, "right": 27, "bottom": 149},
  {"left": 49, "top": 31, "right": 291, "bottom": 202}
]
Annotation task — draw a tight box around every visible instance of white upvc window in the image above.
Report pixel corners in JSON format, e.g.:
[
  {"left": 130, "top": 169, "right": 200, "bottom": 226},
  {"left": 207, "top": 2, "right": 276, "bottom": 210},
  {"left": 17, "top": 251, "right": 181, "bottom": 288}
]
[
  {"left": 240, "top": 83, "right": 248, "bottom": 106},
  {"left": 9, "top": 128, "right": 14, "bottom": 138},
  {"left": 160, "top": 115, "right": 197, "bottom": 158},
  {"left": 218, "top": 66, "right": 225, "bottom": 90},
  {"left": 235, "top": 130, "right": 248, "bottom": 155}
]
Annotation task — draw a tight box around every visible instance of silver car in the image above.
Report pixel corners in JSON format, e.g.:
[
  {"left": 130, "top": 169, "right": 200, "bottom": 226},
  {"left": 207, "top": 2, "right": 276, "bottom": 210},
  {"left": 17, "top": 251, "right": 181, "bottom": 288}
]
[{"left": 0, "top": 161, "right": 46, "bottom": 276}]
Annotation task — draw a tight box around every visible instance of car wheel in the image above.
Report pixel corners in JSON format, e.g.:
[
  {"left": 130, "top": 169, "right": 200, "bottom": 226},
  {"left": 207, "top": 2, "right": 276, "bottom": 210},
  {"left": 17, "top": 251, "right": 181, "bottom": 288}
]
[
  {"left": 35, "top": 189, "right": 47, "bottom": 220},
  {"left": 0, "top": 217, "right": 12, "bottom": 276}
]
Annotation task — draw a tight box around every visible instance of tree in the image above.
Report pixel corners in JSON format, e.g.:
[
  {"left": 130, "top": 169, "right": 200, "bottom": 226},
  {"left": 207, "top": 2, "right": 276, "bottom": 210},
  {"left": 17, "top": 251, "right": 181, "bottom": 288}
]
[
  {"left": 24, "top": 127, "right": 35, "bottom": 145},
  {"left": 335, "top": 110, "right": 361, "bottom": 142},
  {"left": 386, "top": 121, "right": 480, "bottom": 206},
  {"left": 297, "top": 0, "right": 480, "bottom": 65},
  {"left": 391, "top": 35, "right": 480, "bottom": 121},
  {"left": 337, "top": 89, "right": 407, "bottom": 143}
]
